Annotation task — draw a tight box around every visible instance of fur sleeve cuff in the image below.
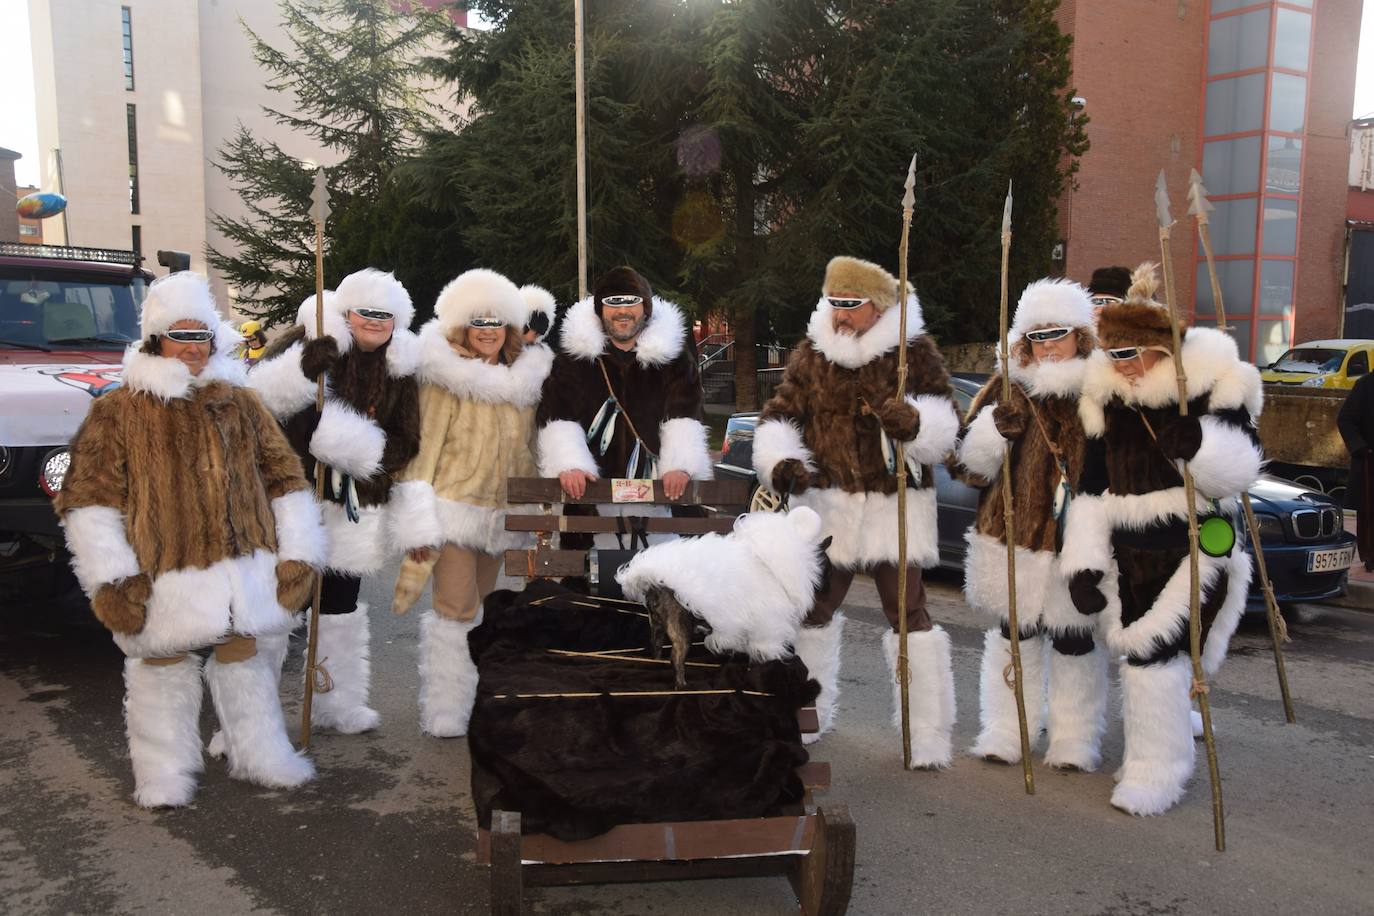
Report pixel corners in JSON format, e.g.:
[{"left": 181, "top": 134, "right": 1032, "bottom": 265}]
[
  {"left": 387, "top": 479, "right": 443, "bottom": 551},
  {"left": 657, "top": 417, "right": 713, "bottom": 480},
  {"left": 1188, "top": 416, "right": 1263, "bottom": 500},
  {"left": 537, "top": 420, "right": 600, "bottom": 478},
  {"left": 247, "top": 342, "right": 316, "bottom": 420},
  {"left": 60, "top": 505, "right": 140, "bottom": 595},
  {"left": 271, "top": 489, "right": 327, "bottom": 567},
  {"left": 752, "top": 419, "right": 813, "bottom": 491},
  {"left": 1059, "top": 494, "right": 1113, "bottom": 576},
  {"left": 956, "top": 405, "right": 1005, "bottom": 481},
  {"left": 310, "top": 400, "right": 386, "bottom": 479},
  {"left": 905, "top": 394, "right": 960, "bottom": 465}
]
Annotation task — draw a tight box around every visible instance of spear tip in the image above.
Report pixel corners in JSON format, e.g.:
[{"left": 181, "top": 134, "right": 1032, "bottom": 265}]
[
  {"left": 1001, "top": 180, "right": 1013, "bottom": 235},
  {"left": 902, "top": 153, "right": 917, "bottom": 210},
  {"left": 1154, "top": 169, "right": 1173, "bottom": 229}
]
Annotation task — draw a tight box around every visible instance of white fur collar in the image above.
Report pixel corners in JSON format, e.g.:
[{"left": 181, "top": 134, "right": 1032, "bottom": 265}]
[
  {"left": 1081, "top": 326, "right": 1263, "bottom": 416},
  {"left": 1006, "top": 354, "right": 1087, "bottom": 399},
  {"left": 119, "top": 329, "right": 248, "bottom": 401},
  {"left": 558, "top": 296, "right": 687, "bottom": 367},
  {"left": 807, "top": 293, "right": 926, "bottom": 369},
  {"left": 384, "top": 328, "right": 421, "bottom": 378},
  {"left": 416, "top": 319, "right": 553, "bottom": 407}
]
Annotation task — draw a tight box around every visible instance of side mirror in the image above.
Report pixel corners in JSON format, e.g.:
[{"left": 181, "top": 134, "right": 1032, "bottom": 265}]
[{"left": 156, "top": 250, "right": 191, "bottom": 274}]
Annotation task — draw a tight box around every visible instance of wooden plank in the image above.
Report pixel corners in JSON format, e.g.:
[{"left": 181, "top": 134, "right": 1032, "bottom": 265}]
[
  {"left": 503, "top": 549, "right": 585, "bottom": 578},
  {"left": 505, "top": 515, "right": 737, "bottom": 535},
  {"left": 507, "top": 477, "right": 750, "bottom": 507},
  {"left": 516, "top": 814, "right": 816, "bottom": 866},
  {"left": 524, "top": 857, "right": 789, "bottom": 888},
  {"left": 789, "top": 806, "right": 856, "bottom": 916},
  {"left": 797, "top": 761, "right": 831, "bottom": 790},
  {"left": 489, "top": 811, "right": 524, "bottom": 916},
  {"left": 798, "top": 707, "right": 819, "bottom": 734}
]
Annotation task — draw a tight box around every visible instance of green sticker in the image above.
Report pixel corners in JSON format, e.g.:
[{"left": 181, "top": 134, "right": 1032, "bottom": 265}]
[{"left": 1198, "top": 515, "right": 1235, "bottom": 558}]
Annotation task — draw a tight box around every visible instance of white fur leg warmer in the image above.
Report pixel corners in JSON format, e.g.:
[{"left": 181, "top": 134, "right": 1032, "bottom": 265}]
[
  {"left": 1111, "top": 656, "right": 1195, "bottom": 816},
  {"left": 124, "top": 656, "right": 205, "bottom": 808},
  {"left": 885, "top": 626, "right": 956, "bottom": 770},
  {"left": 1043, "top": 642, "right": 1109, "bottom": 772},
  {"left": 418, "top": 611, "right": 480, "bottom": 738},
  {"left": 969, "top": 631, "right": 1046, "bottom": 764},
  {"left": 309, "top": 605, "right": 380, "bottom": 734},
  {"left": 205, "top": 649, "right": 314, "bottom": 789},
  {"left": 794, "top": 613, "right": 845, "bottom": 745}
]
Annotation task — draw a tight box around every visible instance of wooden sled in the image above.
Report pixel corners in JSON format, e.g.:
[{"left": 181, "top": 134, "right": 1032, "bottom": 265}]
[{"left": 476, "top": 477, "right": 855, "bottom": 915}]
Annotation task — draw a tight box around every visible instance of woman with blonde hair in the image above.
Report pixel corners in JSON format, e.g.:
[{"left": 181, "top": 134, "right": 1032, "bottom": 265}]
[{"left": 390, "top": 269, "right": 555, "bottom": 737}]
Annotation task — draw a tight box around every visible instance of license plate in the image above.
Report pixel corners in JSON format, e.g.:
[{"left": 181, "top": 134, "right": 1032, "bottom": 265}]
[{"left": 1306, "top": 545, "right": 1355, "bottom": 573}]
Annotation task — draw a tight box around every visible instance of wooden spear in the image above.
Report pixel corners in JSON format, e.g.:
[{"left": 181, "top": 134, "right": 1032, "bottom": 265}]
[
  {"left": 998, "top": 181, "right": 1035, "bottom": 794},
  {"left": 301, "top": 168, "right": 332, "bottom": 751},
  {"left": 1156, "top": 170, "right": 1225, "bottom": 851},
  {"left": 1189, "top": 168, "right": 1296, "bottom": 724},
  {"left": 894, "top": 154, "right": 916, "bottom": 770},
  {"left": 573, "top": 0, "right": 588, "bottom": 299}
]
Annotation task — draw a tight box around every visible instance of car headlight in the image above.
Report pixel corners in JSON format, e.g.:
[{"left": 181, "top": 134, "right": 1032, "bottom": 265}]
[
  {"left": 39, "top": 448, "right": 71, "bottom": 496},
  {"left": 1300, "top": 376, "right": 1325, "bottom": 388},
  {"left": 1253, "top": 512, "right": 1286, "bottom": 546}
]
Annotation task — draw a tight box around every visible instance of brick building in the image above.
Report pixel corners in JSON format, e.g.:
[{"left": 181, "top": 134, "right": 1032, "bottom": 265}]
[{"left": 1055, "top": 0, "right": 1362, "bottom": 364}]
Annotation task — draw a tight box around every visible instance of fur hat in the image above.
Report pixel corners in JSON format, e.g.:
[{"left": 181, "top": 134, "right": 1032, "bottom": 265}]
[
  {"left": 433, "top": 269, "right": 526, "bottom": 335},
  {"left": 140, "top": 272, "right": 222, "bottom": 339},
  {"left": 822, "top": 256, "right": 908, "bottom": 312},
  {"left": 295, "top": 290, "right": 349, "bottom": 346},
  {"left": 333, "top": 268, "right": 415, "bottom": 331},
  {"left": 593, "top": 266, "right": 654, "bottom": 318},
  {"left": 1008, "top": 278, "right": 1095, "bottom": 349},
  {"left": 1096, "top": 262, "right": 1179, "bottom": 352},
  {"left": 520, "top": 284, "right": 556, "bottom": 342},
  {"left": 1088, "top": 266, "right": 1132, "bottom": 300}
]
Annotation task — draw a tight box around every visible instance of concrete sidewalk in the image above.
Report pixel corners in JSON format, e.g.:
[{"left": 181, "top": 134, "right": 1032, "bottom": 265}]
[{"left": 1315, "top": 515, "right": 1372, "bottom": 612}]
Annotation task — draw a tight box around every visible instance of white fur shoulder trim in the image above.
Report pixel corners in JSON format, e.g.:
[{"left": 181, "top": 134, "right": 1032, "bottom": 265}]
[
  {"left": 416, "top": 321, "right": 553, "bottom": 407},
  {"left": 807, "top": 293, "right": 925, "bottom": 369},
  {"left": 247, "top": 341, "right": 316, "bottom": 420},
  {"left": 558, "top": 296, "right": 687, "bottom": 367},
  {"left": 657, "top": 417, "right": 713, "bottom": 480},
  {"left": 386, "top": 328, "right": 421, "bottom": 378},
  {"left": 1006, "top": 355, "right": 1087, "bottom": 398}
]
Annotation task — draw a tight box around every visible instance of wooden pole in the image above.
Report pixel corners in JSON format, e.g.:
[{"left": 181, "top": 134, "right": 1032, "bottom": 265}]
[
  {"left": 998, "top": 182, "right": 1034, "bottom": 795},
  {"left": 1156, "top": 170, "right": 1224, "bottom": 851},
  {"left": 894, "top": 156, "right": 915, "bottom": 770},
  {"left": 574, "top": 0, "right": 589, "bottom": 300}
]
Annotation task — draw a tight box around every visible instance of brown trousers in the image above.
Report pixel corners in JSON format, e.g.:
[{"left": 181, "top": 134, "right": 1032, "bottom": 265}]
[
  {"left": 803, "top": 559, "right": 932, "bottom": 632},
  {"left": 432, "top": 543, "right": 501, "bottom": 622}
]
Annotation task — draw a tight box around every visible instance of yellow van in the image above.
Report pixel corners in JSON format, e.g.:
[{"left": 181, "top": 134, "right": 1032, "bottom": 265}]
[{"left": 1260, "top": 339, "right": 1374, "bottom": 389}]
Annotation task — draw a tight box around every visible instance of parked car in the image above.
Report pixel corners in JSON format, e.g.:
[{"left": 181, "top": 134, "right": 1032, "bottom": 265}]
[
  {"left": 1259, "top": 339, "right": 1374, "bottom": 389},
  {"left": 716, "top": 377, "right": 1354, "bottom": 611}
]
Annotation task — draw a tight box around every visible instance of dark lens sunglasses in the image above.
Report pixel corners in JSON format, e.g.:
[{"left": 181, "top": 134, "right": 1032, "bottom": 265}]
[
  {"left": 1090, "top": 295, "right": 1123, "bottom": 307},
  {"left": 826, "top": 296, "right": 871, "bottom": 310},
  {"left": 1106, "top": 346, "right": 1145, "bottom": 361},
  {"left": 601, "top": 294, "right": 643, "bottom": 308},
  {"left": 1025, "top": 327, "right": 1072, "bottom": 343},
  {"left": 469, "top": 317, "right": 506, "bottom": 329},
  {"left": 352, "top": 307, "right": 394, "bottom": 322},
  {"left": 163, "top": 329, "right": 215, "bottom": 343}
]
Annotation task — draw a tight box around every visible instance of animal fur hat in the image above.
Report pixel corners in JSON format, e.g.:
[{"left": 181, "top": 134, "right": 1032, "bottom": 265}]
[
  {"left": 140, "top": 271, "right": 223, "bottom": 339},
  {"left": 822, "top": 256, "right": 909, "bottom": 312},
  {"left": 433, "top": 268, "right": 526, "bottom": 335},
  {"left": 1088, "top": 266, "right": 1132, "bottom": 300},
  {"left": 520, "top": 284, "right": 556, "bottom": 342},
  {"left": 593, "top": 266, "right": 654, "bottom": 318},
  {"left": 1096, "top": 262, "right": 1179, "bottom": 352},
  {"left": 295, "top": 290, "right": 348, "bottom": 345},
  {"left": 1008, "top": 278, "right": 1095, "bottom": 349},
  {"left": 333, "top": 268, "right": 415, "bottom": 331}
]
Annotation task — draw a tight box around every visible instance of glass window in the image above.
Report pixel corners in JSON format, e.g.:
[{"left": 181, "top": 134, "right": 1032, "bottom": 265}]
[
  {"left": 1210, "top": 0, "right": 1263, "bottom": 12},
  {"left": 1274, "top": 8, "right": 1313, "bottom": 72},
  {"left": 121, "top": 7, "right": 134, "bottom": 91},
  {"left": 1208, "top": 9, "right": 1270, "bottom": 76},
  {"left": 127, "top": 103, "right": 139, "bottom": 215},
  {"left": 1347, "top": 350, "right": 1370, "bottom": 378},
  {"left": 1225, "top": 320, "right": 1253, "bottom": 362},
  {"left": 1202, "top": 197, "right": 1258, "bottom": 256},
  {"left": 1269, "top": 73, "right": 1307, "bottom": 133},
  {"left": 1205, "top": 74, "right": 1266, "bottom": 136},
  {"left": 1262, "top": 198, "right": 1299, "bottom": 255},
  {"left": 1257, "top": 319, "right": 1292, "bottom": 367},
  {"left": 1266, "top": 136, "right": 1302, "bottom": 193},
  {"left": 1259, "top": 260, "right": 1294, "bottom": 315},
  {"left": 1202, "top": 137, "right": 1261, "bottom": 195},
  {"left": 1194, "top": 258, "right": 1254, "bottom": 316}
]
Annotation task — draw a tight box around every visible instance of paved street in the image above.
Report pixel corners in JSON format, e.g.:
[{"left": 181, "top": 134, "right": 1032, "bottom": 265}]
[{"left": 2, "top": 568, "right": 1372, "bottom": 915}]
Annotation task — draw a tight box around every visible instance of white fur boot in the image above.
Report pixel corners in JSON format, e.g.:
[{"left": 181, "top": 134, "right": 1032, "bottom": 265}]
[
  {"left": 794, "top": 614, "right": 845, "bottom": 745},
  {"left": 884, "top": 626, "right": 956, "bottom": 770},
  {"left": 419, "top": 611, "right": 480, "bottom": 738},
  {"left": 124, "top": 656, "right": 205, "bottom": 808},
  {"left": 207, "top": 633, "right": 290, "bottom": 759},
  {"left": 205, "top": 649, "right": 315, "bottom": 789},
  {"left": 1111, "top": 655, "right": 1195, "bottom": 816},
  {"left": 969, "top": 630, "right": 1046, "bottom": 764},
  {"left": 1043, "top": 641, "right": 1108, "bottom": 771},
  {"left": 310, "top": 605, "right": 380, "bottom": 733}
]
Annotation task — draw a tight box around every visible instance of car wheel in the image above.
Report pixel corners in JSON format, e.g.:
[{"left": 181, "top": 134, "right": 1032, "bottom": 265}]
[{"left": 749, "top": 484, "right": 786, "bottom": 513}]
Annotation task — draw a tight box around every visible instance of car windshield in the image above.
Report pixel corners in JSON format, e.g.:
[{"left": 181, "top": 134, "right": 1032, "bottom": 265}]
[
  {"left": 0, "top": 269, "right": 146, "bottom": 351},
  {"left": 1270, "top": 348, "right": 1345, "bottom": 374}
]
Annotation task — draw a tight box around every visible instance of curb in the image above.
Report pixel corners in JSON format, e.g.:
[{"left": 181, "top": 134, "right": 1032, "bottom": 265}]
[{"left": 1318, "top": 577, "right": 1374, "bottom": 612}]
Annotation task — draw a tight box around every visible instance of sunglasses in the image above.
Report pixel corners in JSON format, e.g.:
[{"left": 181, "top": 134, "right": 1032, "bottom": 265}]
[
  {"left": 1025, "top": 327, "right": 1073, "bottom": 343},
  {"left": 1106, "top": 346, "right": 1170, "bottom": 362},
  {"left": 826, "top": 296, "right": 871, "bottom": 310},
  {"left": 351, "top": 308, "right": 394, "bottom": 322},
  {"left": 601, "top": 294, "right": 643, "bottom": 308},
  {"left": 1090, "top": 295, "right": 1123, "bottom": 307},
  {"left": 469, "top": 317, "right": 506, "bottom": 329},
  {"left": 163, "top": 329, "right": 214, "bottom": 343}
]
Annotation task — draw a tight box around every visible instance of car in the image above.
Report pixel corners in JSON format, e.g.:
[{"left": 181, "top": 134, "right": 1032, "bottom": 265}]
[
  {"left": 1259, "top": 339, "right": 1374, "bottom": 389},
  {"left": 716, "top": 377, "right": 1354, "bottom": 610}
]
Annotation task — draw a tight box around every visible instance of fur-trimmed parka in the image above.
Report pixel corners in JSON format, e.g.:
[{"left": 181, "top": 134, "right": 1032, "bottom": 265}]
[
  {"left": 56, "top": 332, "right": 326, "bottom": 658},
  {"left": 753, "top": 295, "right": 960, "bottom": 569},
  {"left": 1060, "top": 326, "right": 1264, "bottom": 671}
]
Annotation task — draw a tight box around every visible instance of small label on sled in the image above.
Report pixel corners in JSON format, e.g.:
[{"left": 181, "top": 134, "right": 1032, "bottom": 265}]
[{"left": 611, "top": 478, "right": 655, "bottom": 503}]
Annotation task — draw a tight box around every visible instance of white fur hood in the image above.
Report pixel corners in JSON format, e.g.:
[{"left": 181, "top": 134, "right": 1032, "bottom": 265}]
[
  {"left": 415, "top": 318, "right": 553, "bottom": 407},
  {"left": 558, "top": 295, "right": 688, "bottom": 367},
  {"left": 807, "top": 292, "right": 926, "bottom": 369},
  {"left": 119, "top": 321, "right": 248, "bottom": 400},
  {"left": 1005, "top": 353, "right": 1088, "bottom": 399}
]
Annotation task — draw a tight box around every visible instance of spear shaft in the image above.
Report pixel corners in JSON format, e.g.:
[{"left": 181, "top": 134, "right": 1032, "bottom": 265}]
[
  {"left": 302, "top": 170, "right": 331, "bottom": 750},
  {"left": 895, "top": 156, "right": 915, "bottom": 770}
]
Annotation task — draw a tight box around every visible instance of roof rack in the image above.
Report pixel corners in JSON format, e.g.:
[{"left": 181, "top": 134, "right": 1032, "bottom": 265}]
[{"left": 0, "top": 242, "right": 140, "bottom": 266}]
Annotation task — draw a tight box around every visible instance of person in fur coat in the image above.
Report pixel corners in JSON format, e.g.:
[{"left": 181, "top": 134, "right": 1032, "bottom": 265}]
[
  {"left": 535, "top": 266, "right": 711, "bottom": 550},
  {"left": 954, "top": 278, "right": 1107, "bottom": 771},
  {"left": 248, "top": 269, "right": 422, "bottom": 734},
  {"left": 55, "top": 272, "right": 325, "bottom": 807},
  {"left": 1061, "top": 263, "right": 1263, "bottom": 816},
  {"left": 752, "top": 256, "right": 962, "bottom": 766},
  {"left": 388, "top": 270, "right": 555, "bottom": 737}
]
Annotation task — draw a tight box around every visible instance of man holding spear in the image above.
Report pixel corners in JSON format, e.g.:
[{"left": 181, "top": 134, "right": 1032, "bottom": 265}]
[{"left": 752, "top": 256, "right": 961, "bottom": 766}]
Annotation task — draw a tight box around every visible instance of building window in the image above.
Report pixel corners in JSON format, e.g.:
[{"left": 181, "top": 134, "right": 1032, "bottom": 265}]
[
  {"left": 127, "top": 103, "right": 140, "bottom": 215},
  {"left": 132, "top": 225, "right": 142, "bottom": 257},
  {"left": 121, "top": 7, "right": 134, "bottom": 91},
  {"left": 1202, "top": 136, "right": 1261, "bottom": 196},
  {"left": 1207, "top": 9, "right": 1270, "bottom": 77}
]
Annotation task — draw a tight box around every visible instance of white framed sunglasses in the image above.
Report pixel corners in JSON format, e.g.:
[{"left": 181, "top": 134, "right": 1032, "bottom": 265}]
[
  {"left": 601, "top": 294, "right": 644, "bottom": 308},
  {"left": 1090, "top": 295, "right": 1123, "bottom": 307},
  {"left": 1024, "top": 326, "right": 1073, "bottom": 343},
  {"left": 163, "top": 328, "right": 215, "bottom": 343},
  {"left": 826, "top": 296, "right": 871, "bottom": 310},
  {"left": 351, "top": 307, "right": 394, "bottom": 322},
  {"left": 1106, "top": 345, "right": 1170, "bottom": 361},
  {"left": 469, "top": 316, "right": 505, "bottom": 329}
]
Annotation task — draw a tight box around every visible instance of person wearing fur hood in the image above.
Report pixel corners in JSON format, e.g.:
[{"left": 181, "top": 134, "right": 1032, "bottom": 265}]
[
  {"left": 1061, "top": 263, "right": 1263, "bottom": 816},
  {"left": 388, "top": 270, "right": 555, "bottom": 737},
  {"left": 752, "top": 256, "right": 962, "bottom": 766},
  {"left": 54, "top": 272, "right": 325, "bottom": 807},
  {"left": 954, "top": 278, "right": 1108, "bottom": 771},
  {"left": 247, "top": 268, "right": 422, "bottom": 735}
]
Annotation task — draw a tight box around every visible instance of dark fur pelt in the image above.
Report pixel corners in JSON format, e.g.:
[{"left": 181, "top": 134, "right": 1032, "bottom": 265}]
[
  {"left": 467, "top": 581, "right": 817, "bottom": 841},
  {"left": 1113, "top": 527, "right": 1231, "bottom": 664}
]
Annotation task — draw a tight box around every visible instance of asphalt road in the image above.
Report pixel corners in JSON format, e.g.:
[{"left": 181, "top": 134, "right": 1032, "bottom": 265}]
[{"left": 2, "top": 568, "right": 1372, "bottom": 915}]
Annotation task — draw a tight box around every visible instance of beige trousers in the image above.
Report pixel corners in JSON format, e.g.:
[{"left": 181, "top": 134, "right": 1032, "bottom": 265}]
[
  {"left": 141, "top": 634, "right": 258, "bottom": 666},
  {"left": 432, "top": 544, "right": 501, "bottom": 622}
]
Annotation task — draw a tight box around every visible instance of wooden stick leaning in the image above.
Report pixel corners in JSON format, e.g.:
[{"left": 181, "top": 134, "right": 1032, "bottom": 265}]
[
  {"left": 1156, "top": 170, "right": 1224, "bottom": 851},
  {"left": 301, "top": 169, "right": 332, "bottom": 751},
  {"left": 574, "top": 0, "right": 588, "bottom": 299},
  {"left": 894, "top": 155, "right": 916, "bottom": 770},
  {"left": 1189, "top": 169, "right": 1296, "bottom": 724},
  {"left": 997, "top": 182, "right": 1034, "bottom": 794}
]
